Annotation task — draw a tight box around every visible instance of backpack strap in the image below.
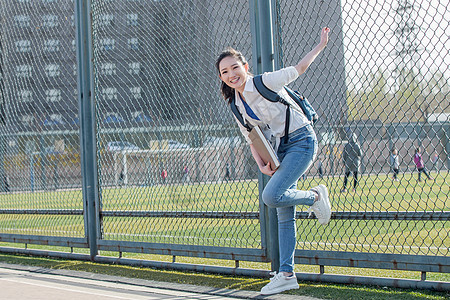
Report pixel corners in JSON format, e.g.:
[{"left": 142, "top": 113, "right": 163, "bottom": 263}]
[
  {"left": 253, "top": 75, "right": 280, "bottom": 102},
  {"left": 229, "top": 96, "right": 252, "bottom": 132},
  {"left": 253, "top": 75, "right": 290, "bottom": 106},
  {"left": 253, "top": 75, "right": 290, "bottom": 143}
]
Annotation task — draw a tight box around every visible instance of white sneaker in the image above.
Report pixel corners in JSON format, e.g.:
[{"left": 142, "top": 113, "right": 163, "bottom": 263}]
[
  {"left": 309, "top": 184, "right": 331, "bottom": 225},
  {"left": 260, "top": 272, "right": 299, "bottom": 295}
]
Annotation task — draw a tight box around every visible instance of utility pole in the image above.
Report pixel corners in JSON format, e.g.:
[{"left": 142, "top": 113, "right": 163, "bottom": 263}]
[
  {"left": 390, "top": 0, "right": 426, "bottom": 147},
  {"left": 390, "top": 0, "right": 423, "bottom": 89},
  {"left": 0, "top": 21, "right": 7, "bottom": 192}
]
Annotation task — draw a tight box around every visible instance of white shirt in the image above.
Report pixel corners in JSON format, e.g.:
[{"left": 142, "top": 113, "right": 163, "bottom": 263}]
[{"left": 233, "top": 66, "right": 310, "bottom": 145}]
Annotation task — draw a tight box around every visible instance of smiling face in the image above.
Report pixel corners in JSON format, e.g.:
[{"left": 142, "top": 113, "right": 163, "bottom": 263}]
[{"left": 218, "top": 56, "right": 249, "bottom": 93}]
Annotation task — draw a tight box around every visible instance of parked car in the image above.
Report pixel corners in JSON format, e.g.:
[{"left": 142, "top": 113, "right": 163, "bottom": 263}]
[
  {"left": 203, "top": 136, "right": 241, "bottom": 147},
  {"left": 168, "top": 140, "right": 190, "bottom": 149},
  {"left": 107, "top": 141, "right": 140, "bottom": 152}
]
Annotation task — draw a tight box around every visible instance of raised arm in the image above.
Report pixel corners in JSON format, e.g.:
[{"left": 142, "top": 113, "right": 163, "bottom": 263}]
[{"left": 295, "top": 27, "right": 330, "bottom": 75}]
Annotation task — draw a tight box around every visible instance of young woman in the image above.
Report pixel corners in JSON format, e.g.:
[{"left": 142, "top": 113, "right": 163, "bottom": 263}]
[{"left": 216, "top": 27, "right": 332, "bottom": 295}]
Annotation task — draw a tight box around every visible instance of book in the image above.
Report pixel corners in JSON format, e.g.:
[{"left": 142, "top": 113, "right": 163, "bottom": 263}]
[{"left": 248, "top": 126, "right": 280, "bottom": 170}]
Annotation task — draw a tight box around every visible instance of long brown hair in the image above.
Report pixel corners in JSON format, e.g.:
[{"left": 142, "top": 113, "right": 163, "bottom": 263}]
[{"left": 215, "top": 47, "right": 249, "bottom": 103}]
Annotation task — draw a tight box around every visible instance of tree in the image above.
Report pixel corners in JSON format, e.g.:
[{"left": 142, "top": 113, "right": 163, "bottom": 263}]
[{"left": 346, "top": 66, "right": 448, "bottom": 124}]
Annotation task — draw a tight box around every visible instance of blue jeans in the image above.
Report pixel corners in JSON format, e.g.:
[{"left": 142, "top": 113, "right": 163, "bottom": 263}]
[{"left": 262, "top": 124, "right": 318, "bottom": 273}]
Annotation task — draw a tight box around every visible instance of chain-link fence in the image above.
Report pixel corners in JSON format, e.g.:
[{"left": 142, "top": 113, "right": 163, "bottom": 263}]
[
  {"left": 277, "top": 0, "right": 449, "bottom": 260},
  {"left": 0, "top": 0, "right": 448, "bottom": 289},
  {"left": 0, "top": 0, "right": 84, "bottom": 241}
]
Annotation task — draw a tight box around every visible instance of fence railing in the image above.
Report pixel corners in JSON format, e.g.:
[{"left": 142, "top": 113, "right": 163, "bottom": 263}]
[{"left": 0, "top": 0, "right": 448, "bottom": 291}]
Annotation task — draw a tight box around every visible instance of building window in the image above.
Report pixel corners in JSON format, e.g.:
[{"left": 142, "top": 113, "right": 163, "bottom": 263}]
[
  {"left": 44, "top": 39, "right": 60, "bottom": 52},
  {"left": 127, "top": 38, "right": 139, "bottom": 50},
  {"left": 16, "top": 65, "right": 32, "bottom": 78},
  {"left": 21, "top": 115, "right": 34, "bottom": 127},
  {"left": 72, "top": 39, "right": 76, "bottom": 51},
  {"left": 71, "top": 15, "right": 75, "bottom": 27},
  {"left": 100, "top": 38, "right": 115, "bottom": 51},
  {"left": 15, "top": 40, "right": 31, "bottom": 52},
  {"left": 43, "top": 15, "right": 59, "bottom": 28},
  {"left": 100, "top": 63, "right": 116, "bottom": 75},
  {"left": 98, "top": 14, "right": 114, "bottom": 27},
  {"left": 102, "top": 87, "right": 117, "bottom": 101},
  {"left": 18, "top": 90, "right": 33, "bottom": 103},
  {"left": 45, "top": 64, "right": 60, "bottom": 77},
  {"left": 73, "top": 64, "right": 77, "bottom": 76},
  {"left": 45, "top": 89, "right": 61, "bottom": 102},
  {"left": 126, "top": 14, "right": 138, "bottom": 26},
  {"left": 128, "top": 62, "right": 141, "bottom": 75},
  {"left": 130, "top": 86, "right": 142, "bottom": 99},
  {"left": 14, "top": 15, "right": 31, "bottom": 28}
]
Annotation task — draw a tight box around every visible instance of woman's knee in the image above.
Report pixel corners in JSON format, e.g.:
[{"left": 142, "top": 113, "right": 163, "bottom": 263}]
[{"left": 262, "top": 187, "right": 280, "bottom": 207}]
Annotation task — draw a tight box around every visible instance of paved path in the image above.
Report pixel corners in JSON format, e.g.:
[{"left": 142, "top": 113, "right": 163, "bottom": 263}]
[{"left": 0, "top": 263, "right": 320, "bottom": 300}]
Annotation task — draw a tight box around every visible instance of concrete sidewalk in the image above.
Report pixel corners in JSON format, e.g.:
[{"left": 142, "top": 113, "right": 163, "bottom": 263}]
[{"left": 0, "top": 263, "right": 320, "bottom": 300}]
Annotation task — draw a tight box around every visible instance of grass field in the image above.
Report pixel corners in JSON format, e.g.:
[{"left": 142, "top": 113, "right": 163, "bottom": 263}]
[
  {"left": 0, "top": 253, "right": 448, "bottom": 300},
  {"left": 0, "top": 171, "right": 448, "bottom": 255},
  {"left": 0, "top": 171, "right": 448, "bottom": 298}
]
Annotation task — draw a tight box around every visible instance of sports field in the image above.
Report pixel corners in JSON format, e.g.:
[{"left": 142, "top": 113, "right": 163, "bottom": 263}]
[{"left": 0, "top": 171, "right": 448, "bottom": 257}]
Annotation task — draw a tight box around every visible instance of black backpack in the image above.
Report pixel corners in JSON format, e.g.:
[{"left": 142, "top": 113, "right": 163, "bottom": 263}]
[{"left": 230, "top": 75, "right": 318, "bottom": 143}]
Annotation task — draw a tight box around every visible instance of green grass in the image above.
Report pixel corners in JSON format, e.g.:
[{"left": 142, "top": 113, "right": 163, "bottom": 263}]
[
  {"left": 0, "top": 252, "right": 448, "bottom": 300},
  {"left": 0, "top": 172, "right": 447, "bottom": 254},
  {"left": 0, "top": 171, "right": 448, "bottom": 298}
]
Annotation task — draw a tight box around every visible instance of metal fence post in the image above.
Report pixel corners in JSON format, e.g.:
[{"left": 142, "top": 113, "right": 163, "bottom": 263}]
[
  {"left": 250, "top": 0, "right": 279, "bottom": 272},
  {"left": 0, "top": 136, "right": 5, "bottom": 192},
  {"left": 444, "top": 124, "right": 450, "bottom": 170},
  {"left": 75, "top": 0, "right": 100, "bottom": 260}
]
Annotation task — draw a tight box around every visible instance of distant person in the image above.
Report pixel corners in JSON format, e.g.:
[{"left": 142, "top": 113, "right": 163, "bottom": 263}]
[
  {"left": 413, "top": 147, "right": 432, "bottom": 182},
  {"left": 341, "top": 133, "right": 361, "bottom": 192},
  {"left": 161, "top": 169, "right": 168, "bottom": 184},
  {"left": 390, "top": 148, "right": 400, "bottom": 181},
  {"left": 318, "top": 159, "right": 324, "bottom": 179},
  {"left": 3, "top": 175, "right": 9, "bottom": 193},
  {"left": 182, "top": 166, "right": 189, "bottom": 183},
  {"left": 432, "top": 152, "right": 439, "bottom": 172},
  {"left": 225, "top": 163, "right": 231, "bottom": 181},
  {"left": 118, "top": 171, "right": 124, "bottom": 185}
]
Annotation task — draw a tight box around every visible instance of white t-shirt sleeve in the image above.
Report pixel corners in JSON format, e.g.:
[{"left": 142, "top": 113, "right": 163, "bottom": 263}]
[{"left": 261, "top": 66, "right": 299, "bottom": 92}]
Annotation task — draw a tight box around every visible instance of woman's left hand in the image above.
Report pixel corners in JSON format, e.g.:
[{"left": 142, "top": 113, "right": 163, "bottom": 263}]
[
  {"left": 260, "top": 162, "right": 276, "bottom": 176},
  {"left": 319, "top": 27, "right": 330, "bottom": 49}
]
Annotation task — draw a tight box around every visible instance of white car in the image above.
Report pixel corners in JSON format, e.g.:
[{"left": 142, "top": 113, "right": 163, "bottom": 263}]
[
  {"left": 203, "top": 136, "right": 241, "bottom": 147},
  {"left": 107, "top": 141, "right": 140, "bottom": 152},
  {"left": 168, "top": 140, "right": 190, "bottom": 149}
]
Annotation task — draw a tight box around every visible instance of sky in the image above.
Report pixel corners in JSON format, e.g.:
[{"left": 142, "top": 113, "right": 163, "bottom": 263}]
[{"left": 340, "top": 0, "right": 449, "bottom": 89}]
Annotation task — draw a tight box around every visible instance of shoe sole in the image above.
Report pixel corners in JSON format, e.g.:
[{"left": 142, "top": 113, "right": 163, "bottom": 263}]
[{"left": 261, "top": 284, "right": 299, "bottom": 295}]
